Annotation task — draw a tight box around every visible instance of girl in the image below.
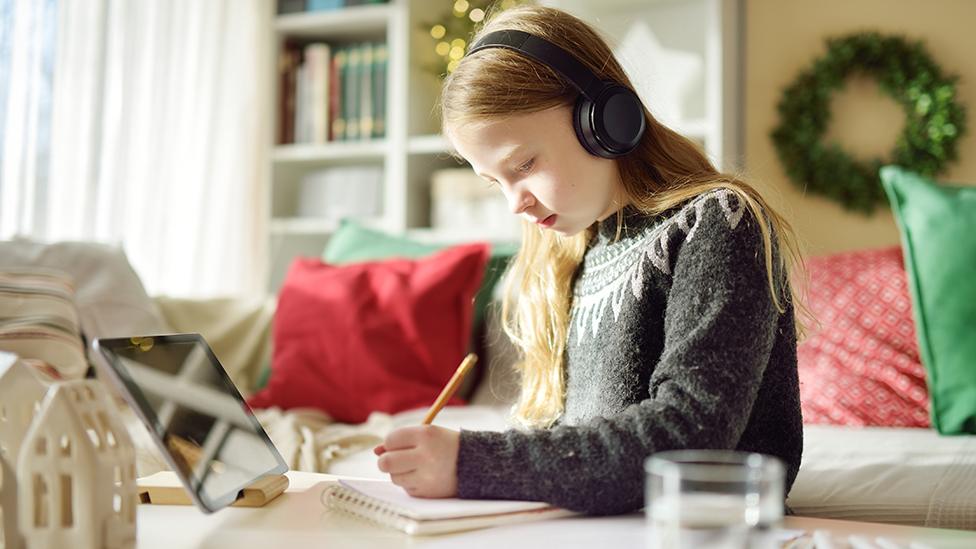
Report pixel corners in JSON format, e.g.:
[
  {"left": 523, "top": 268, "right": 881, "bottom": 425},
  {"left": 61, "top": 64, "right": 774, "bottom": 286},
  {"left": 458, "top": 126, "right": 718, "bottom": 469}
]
[{"left": 374, "top": 5, "right": 804, "bottom": 515}]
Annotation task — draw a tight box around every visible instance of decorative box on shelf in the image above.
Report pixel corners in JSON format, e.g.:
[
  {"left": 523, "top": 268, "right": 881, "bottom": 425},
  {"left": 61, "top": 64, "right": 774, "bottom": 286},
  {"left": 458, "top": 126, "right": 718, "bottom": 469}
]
[
  {"left": 296, "top": 165, "right": 384, "bottom": 221},
  {"left": 430, "top": 168, "right": 521, "bottom": 243}
]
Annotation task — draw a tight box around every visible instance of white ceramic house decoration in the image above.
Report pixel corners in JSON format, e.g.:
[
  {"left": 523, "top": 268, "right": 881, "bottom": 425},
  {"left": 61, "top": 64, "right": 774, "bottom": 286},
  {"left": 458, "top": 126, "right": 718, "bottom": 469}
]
[
  {"left": 0, "top": 353, "right": 50, "bottom": 466},
  {"left": 17, "top": 379, "right": 137, "bottom": 549},
  {"left": 0, "top": 351, "right": 138, "bottom": 549},
  {"left": 0, "top": 352, "right": 51, "bottom": 549},
  {"left": 1, "top": 451, "right": 24, "bottom": 549}
]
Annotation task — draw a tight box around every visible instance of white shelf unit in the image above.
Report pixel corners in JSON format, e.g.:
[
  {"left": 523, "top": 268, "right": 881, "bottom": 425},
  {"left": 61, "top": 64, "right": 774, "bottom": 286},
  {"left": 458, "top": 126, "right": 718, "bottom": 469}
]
[
  {"left": 407, "top": 133, "right": 452, "bottom": 155},
  {"left": 271, "top": 140, "right": 388, "bottom": 163},
  {"left": 269, "top": 217, "right": 339, "bottom": 235},
  {"left": 274, "top": 2, "right": 393, "bottom": 36},
  {"left": 265, "top": 0, "right": 741, "bottom": 292},
  {"left": 267, "top": 0, "right": 460, "bottom": 292}
]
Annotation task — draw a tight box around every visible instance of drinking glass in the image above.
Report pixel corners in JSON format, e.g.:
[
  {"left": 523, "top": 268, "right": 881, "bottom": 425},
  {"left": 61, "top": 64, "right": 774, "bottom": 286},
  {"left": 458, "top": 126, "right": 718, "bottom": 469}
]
[{"left": 645, "top": 450, "right": 785, "bottom": 549}]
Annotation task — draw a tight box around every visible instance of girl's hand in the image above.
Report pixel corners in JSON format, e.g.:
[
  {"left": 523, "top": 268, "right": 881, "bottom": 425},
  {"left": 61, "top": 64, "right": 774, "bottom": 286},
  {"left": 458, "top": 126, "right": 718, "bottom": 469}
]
[{"left": 373, "top": 425, "right": 460, "bottom": 498}]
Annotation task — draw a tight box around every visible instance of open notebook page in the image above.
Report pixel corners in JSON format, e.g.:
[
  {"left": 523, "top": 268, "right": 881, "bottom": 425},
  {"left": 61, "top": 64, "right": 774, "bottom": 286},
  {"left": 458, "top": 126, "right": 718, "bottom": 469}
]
[{"left": 338, "top": 479, "right": 557, "bottom": 521}]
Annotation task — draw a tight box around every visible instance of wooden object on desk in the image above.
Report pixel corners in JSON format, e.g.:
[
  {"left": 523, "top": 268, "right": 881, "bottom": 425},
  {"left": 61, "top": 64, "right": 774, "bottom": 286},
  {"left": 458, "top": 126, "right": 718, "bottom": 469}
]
[{"left": 137, "top": 471, "right": 289, "bottom": 507}]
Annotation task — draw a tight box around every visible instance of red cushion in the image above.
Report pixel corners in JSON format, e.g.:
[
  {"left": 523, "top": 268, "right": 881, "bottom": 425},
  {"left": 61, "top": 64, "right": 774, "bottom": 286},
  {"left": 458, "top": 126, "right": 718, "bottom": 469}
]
[
  {"left": 798, "top": 246, "right": 930, "bottom": 427},
  {"left": 247, "top": 243, "right": 489, "bottom": 423}
]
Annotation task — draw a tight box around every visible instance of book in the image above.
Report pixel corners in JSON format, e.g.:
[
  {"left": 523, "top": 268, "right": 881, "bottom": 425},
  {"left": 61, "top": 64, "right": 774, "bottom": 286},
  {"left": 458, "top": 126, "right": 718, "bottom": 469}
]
[
  {"left": 330, "top": 47, "right": 347, "bottom": 140},
  {"left": 306, "top": 0, "right": 343, "bottom": 11},
  {"left": 276, "top": 0, "right": 305, "bottom": 14},
  {"left": 372, "top": 43, "right": 387, "bottom": 138},
  {"left": 358, "top": 42, "right": 373, "bottom": 139},
  {"left": 344, "top": 44, "right": 361, "bottom": 140},
  {"left": 304, "top": 42, "right": 331, "bottom": 143},
  {"left": 293, "top": 61, "right": 309, "bottom": 143},
  {"left": 321, "top": 478, "right": 574, "bottom": 535},
  {"left": 277, "top": 42, "right": 301, "bottom": 144}
]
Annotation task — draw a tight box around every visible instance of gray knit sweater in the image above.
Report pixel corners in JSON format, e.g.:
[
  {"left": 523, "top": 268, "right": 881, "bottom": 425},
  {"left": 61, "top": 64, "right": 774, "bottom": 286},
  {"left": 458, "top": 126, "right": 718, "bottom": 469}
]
[{"left": 456, "top": 189, "right": 803, "bottom": 515}]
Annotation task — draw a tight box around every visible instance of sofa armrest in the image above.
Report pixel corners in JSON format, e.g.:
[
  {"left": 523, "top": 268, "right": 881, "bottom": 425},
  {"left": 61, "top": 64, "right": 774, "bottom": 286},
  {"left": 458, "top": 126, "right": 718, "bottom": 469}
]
[{"left": 153, "top": 295, "right": 275, "bottom": 395}]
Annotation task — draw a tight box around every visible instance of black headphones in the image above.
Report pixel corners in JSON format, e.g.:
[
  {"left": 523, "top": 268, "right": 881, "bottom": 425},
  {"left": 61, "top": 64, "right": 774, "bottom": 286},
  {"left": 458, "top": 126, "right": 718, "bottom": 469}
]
[{"left": 466, "top": 29, "right": 646, "bottom": 159}]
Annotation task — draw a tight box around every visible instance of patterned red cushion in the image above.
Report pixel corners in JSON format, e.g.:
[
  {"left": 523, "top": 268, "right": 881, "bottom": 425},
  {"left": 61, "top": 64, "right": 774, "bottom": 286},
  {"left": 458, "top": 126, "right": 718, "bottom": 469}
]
[{"left": 798, "top": 246, "right": 929, "bottom": 427}]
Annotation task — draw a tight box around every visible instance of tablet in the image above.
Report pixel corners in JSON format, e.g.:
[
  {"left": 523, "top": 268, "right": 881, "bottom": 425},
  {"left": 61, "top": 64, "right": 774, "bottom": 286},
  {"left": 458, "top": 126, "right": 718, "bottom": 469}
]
[{"left": 92, "top": 333, "right": 288, "bottom": 513}]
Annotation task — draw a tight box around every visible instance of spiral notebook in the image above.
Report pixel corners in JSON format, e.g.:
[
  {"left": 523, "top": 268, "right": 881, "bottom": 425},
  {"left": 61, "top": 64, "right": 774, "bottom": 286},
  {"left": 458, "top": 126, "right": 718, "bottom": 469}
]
[{"left": 322, "top": 479, "right": 575, "bottom": 535}]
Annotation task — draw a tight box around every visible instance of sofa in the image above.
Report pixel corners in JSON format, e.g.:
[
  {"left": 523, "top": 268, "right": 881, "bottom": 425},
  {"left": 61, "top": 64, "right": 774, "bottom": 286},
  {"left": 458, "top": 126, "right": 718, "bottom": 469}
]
[{"left": 3, "top": 164, "right": 976, "bottom": 533}]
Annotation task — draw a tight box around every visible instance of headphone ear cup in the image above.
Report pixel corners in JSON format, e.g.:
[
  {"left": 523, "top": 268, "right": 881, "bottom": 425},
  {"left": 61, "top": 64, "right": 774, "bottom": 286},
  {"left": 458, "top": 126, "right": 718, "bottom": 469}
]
[
  {"left": 573, "top": 85, "right": 646, "bottom": 159},
  {"left": 573, "top": 94, "right": 609, "bottom": 158},
  {"left": 591, "top": 85, "right": 646, "bottom": 157}
]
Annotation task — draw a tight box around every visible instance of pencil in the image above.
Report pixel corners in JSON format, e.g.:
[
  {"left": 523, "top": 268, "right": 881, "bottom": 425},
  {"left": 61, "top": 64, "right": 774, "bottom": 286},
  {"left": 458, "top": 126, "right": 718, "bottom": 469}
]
[{"left": 422, "top": 353, "right": 478, "bottom": 425}]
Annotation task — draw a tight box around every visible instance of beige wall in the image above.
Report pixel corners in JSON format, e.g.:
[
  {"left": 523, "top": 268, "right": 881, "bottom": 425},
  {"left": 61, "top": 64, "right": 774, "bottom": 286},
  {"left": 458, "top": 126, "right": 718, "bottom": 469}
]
[{"left": 744, "top": 0, "right": 976, "bottom": 256}]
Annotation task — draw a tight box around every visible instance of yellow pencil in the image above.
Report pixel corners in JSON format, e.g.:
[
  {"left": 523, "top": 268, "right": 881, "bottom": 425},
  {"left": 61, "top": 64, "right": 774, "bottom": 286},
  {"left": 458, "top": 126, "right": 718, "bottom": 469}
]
[{"left": 422, "top": 353, "right": 478, "bottom": 425}]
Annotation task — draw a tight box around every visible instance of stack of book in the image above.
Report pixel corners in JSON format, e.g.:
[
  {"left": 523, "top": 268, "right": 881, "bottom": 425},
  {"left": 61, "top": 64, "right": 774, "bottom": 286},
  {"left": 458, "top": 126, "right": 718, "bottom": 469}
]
[{"left": 278, "top": 41, "right": 388, "bottom": 145}]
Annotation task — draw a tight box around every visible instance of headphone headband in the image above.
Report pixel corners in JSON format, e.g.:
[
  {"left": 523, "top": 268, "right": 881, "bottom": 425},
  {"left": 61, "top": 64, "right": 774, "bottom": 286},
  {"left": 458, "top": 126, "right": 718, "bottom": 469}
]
[
  {"left": 464, "top": 28, "right": 646, "bottom": 158},
  {"left": 467, "top": 30, "right": 605, "bottom": 100}
]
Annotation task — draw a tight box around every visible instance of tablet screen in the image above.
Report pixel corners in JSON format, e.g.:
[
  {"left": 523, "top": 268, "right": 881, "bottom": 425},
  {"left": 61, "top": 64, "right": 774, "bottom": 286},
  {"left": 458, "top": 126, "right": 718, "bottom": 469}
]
[{"left": 94, "top": 334, "right": 287, "bottom": 512}]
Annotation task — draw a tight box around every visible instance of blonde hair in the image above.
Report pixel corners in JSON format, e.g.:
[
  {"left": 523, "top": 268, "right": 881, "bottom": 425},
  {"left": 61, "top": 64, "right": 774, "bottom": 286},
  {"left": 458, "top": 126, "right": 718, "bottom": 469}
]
[{"left": 442, "top": 5, "right": 806, "bottom": 429}]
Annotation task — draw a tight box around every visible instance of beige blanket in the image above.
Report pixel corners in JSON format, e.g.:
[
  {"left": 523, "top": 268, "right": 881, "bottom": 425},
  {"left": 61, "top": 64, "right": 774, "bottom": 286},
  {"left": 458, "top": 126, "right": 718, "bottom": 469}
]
[
  {"left": 253, "top": 407, "right": 392, "bottom": 473},
  {"left": 128, "top": 404, "right": 511, "bottom": 479},
  {"left": 126, "top": 405, "right": 393, "bottom": 478}
]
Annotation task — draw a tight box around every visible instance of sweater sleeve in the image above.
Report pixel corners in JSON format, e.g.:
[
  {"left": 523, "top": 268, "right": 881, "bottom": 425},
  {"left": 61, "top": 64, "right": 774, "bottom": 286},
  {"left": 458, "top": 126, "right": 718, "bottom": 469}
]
[{"left": 455, "top": 196, "right": 782, "bottom": 515}]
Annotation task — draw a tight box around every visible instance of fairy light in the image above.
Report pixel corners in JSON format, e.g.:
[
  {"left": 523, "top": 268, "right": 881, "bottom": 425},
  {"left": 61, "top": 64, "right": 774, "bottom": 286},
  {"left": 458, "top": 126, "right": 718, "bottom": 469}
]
[{"left": 428, "top": 1, "right": 524, "bottom": 76}]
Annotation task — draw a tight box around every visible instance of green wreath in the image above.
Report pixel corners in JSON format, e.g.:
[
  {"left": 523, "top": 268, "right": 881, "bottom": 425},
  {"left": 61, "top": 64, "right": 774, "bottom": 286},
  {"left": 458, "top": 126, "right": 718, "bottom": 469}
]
[{"left": 771, "top": 32, "right": 967, "bottom": 214}]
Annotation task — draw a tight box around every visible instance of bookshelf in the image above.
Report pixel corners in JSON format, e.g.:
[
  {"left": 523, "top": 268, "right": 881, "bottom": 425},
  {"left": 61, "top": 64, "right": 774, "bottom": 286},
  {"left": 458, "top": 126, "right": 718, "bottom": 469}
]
[
  {"left": 268, "top": 0, "right": 454, "bottom": 291},
  {"left": 266, "top": 0, "right": 742, "bottom": 292}
]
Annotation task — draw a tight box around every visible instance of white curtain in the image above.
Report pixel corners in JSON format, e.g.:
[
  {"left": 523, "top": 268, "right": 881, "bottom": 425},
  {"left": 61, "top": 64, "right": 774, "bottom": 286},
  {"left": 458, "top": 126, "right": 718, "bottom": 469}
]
[
  {"left": 1, "top": 0, "right": 273, "bottom": 298},
  {"left": 0, "top": 0, "right": 57, "bottom": 236}
]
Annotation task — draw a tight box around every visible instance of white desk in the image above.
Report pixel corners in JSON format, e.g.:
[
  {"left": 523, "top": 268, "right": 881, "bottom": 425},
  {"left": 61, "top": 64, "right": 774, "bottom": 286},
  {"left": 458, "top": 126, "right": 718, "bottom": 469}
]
[{"left": 137, "top": 472, "right": 976, "bottom": 549}]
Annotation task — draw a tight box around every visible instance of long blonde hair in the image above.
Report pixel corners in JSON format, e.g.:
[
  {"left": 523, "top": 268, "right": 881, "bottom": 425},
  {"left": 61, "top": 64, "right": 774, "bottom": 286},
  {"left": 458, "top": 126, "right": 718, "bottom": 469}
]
[{"left": 442, "top": 5, "right": 805, "bottom": 429}]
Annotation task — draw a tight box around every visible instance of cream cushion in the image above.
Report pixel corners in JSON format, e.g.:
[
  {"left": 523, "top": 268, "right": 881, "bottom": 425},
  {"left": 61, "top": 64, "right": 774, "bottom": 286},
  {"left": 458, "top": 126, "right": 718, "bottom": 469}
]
[
  {"left": 0, "top": 269, "right": 87, "bottom": 379},
  {"left": 789, "top": 425, "right": 976, "bottom": 530},
  {"left": 0, "top": 238, "right": 172, "bottom": 339},
  {"left": 154, "top": 295, "right": 275, "bottom": 394}
]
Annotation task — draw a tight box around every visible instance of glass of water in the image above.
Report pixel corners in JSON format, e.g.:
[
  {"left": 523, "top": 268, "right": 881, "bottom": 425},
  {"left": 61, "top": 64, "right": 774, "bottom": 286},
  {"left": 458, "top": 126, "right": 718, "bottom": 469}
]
[{"left": 644, "top": 450, "right": 785, "bottom": 549}]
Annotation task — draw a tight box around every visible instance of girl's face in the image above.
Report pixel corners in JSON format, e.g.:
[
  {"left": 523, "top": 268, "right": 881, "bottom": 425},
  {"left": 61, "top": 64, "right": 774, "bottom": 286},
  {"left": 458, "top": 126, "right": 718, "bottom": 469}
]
[{"left": 446, "top": 105, "right": 623, "bottom": 237}]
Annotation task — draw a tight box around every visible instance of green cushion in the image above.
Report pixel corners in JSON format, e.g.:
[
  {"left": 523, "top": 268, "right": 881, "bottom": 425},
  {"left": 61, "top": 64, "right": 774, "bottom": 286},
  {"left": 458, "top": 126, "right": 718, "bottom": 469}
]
[
  {"left": 323, "top": 218, "right": 518, "bottom": 338},
  {"left": 880, "top": 165, "right": 976, "bottom": 434},
  {"left": 255, "top": 363, "right": 272, "bottom": 392},
  {"left": 323, "top": 219, "right": 443, "bottom": 263}
]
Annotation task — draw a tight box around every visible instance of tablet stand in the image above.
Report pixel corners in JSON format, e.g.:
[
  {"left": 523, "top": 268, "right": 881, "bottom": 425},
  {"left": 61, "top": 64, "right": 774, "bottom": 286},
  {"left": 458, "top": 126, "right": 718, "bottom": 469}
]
[{"left": 137, "top": 471, "right": 289, "bottom": 508}]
